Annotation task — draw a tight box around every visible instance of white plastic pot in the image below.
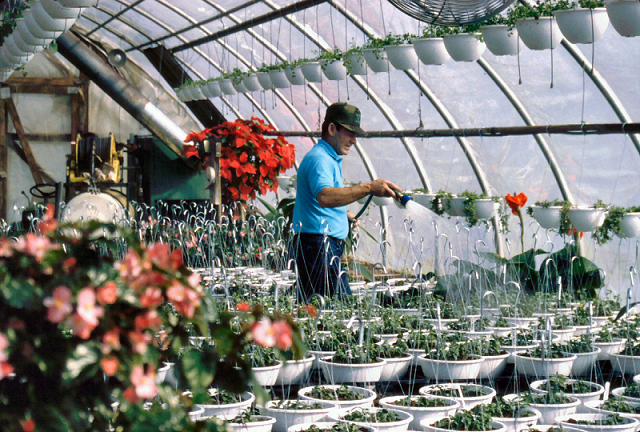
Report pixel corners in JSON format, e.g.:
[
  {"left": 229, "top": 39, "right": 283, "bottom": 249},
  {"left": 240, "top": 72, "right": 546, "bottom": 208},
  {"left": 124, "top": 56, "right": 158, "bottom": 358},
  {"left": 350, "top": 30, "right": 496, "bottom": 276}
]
[
  {"left": 475, "top": 199, "right": 498, "bottom": 220},
  {"left": 504, "top": 394, "right": 580, "bottom": 425},
  {"left": 516, "top": 17, "right": 564, "bottom": 50},
  {"left": 320, "top": 59, "right": 347, "bottom": 80},
  {"left": 417, "top": 354, "right": 483, "bottom": 381},
  {"left": 225, "top": 415, "right": 276, "bottom": 432},
  {"left": 556, "top": 413, "right": 639, "bottom": 432},
  {"left": 219, "top": 78, "right": 237, "bottom": 95},
  {"left": 552, "top": 327, "right": 577, "bottom": 343},
  {"left": 480, "top": 25, "right": 522, "bottom": 56},
  {"left": 611, "top": 386, "right": 640, "bottom": 404},
  {"left": 58, "top": 0, "right": 98, "bottom": 6},
  {"left": 346, "top": 52, "right": 368, "bottom": 75},
  {"left": 606, "top": 0, "right": 640, "bottom": 37},
  {"left": 285, "top": 66, "right": 305, "bottom": 85},
  {"left": 419, "top": 383, "right": 496, "bottom": 410},
  {"left": 12, "top": 32, "right": 39, "bottom": 54},
  {"left": 256, "top": 72, "right": 274, "bottom": 90},
  {"left": 196, "top": 391, "right": 255, "bottom": 418},
  {"left": 567, "top": 207, "right": 607, "bottom": 232},
  {"left": 618, "top": 213, "right": 640, "bottom": 238},
  {"left": 31, "top": 0, "right": 74, "bottom": 32},
  {"left": 531, "top": 206, "right": 563, "bottom": 229},
  {"left": 268, "top": 70, "right": 290, "bottom": 88},
  {"left": 423, "top": 420, "right": 506, "bottom": 432},
  {"left": 373, "top": 196, "right": 394, "bottom": 207},
  {"left": 242, "top": 74, "right": 261, "bottom": 92},
  {"left": 318, "top": 358, "right": 385, "bottom": 384},
  {"left": 298, "top": 385, "right": 376, "bottom": 410},
  {"left": 276, "top": 356, "right": 314, "bottom": 385},
  {"left": 595, "top": 338, "right": 626, "bottom": 360},
  {"left": 478, "top": 353, "right": 510, "bottom": 380},
  {"left": 259, "top": 400, "right": 338, "bottom": 432},
  {"left": 288, "top": 423, "right": 375, "bottom": 432},
  {"left": 561, "top": 348, "right": 601, "bottom": 376},
  {"left": 530, "top": 379, "right": 604, "bottom": 414},
  {"left": 188, "top": 85, "right": 205, "bottom": 100},
  {"left": 384, "top": 44, "right": 419, "bottom": 70},
  {"left": 378, "top": 355, "right": 412, "bottom": 382},
  {"left": 24, "top": 9, "right": 58, "bottom": 40},
  {"left": 41, "top": 0, "right": 83, "bottom": 19},
  {"left": 232, "top": 80, "right": 248, "bottom": 93},
  {"left": 412, "top": 192, "right": 438, "bottom": 211},
  {"left": 5, "top": 35, "right": 28, "bottom": 58},
  {"left": 611, "top": 353, "right": 640, "bottom": 375},
  {"left": 553, "top": 8, "right": 609, "bottom": 44},
  {"left": 513, "top": 353, "right": 576, "bottom": 377},
  {"left": 443, "top": 197, "right": 466, "bottom": 217},
  {"left": 300, "top": 62, "right": 323, "bottom": 82},
  {"left": 363, "top": 49, "right": 390, "bottom": 73},
  {"left": 493, "top": 409, "right": 540, "bottom": 432},
  {"left": 411, "top": 38, "right": 450, "bottom": 65},
  {"left": 307, "top": 349, "right": 334, "bottom": 369},
  {"left": 16, "top": 19, "right": 50, "bottom": 46},
  {"left": 329, "top": 407, "right": 413, "bottom": 432},
  {"left": 206, "top": 81, "right": 222, "bottom": 98},
  {"left": 252, "top": 362, "right": 282, "bottom": 387},
  {"left": 379, "top": 395, "right": 460, "bottom": 431},
  {"left": 443, "top": 33, "right": 486, "bottom": 62}
]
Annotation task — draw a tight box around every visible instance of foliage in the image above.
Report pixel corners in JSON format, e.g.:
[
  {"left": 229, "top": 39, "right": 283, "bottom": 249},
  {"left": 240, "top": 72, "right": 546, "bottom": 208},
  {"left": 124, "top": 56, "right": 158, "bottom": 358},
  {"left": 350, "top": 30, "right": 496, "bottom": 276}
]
[
  {"left": 300, "top": 424, "right": 368, "bottom": 432},
  {"left": 432, "top": 409, "right": 496, "bottom": 431},
  {"left": 310, "top": 385, "right": 365, "bottom": 401},
  {"left": 562, "top": 334, "right": 597, "bottom": 354},
  {"left": 427, "top": 340, "right": 479, "bottom": 361},
  {"left": 182, "top": 117, "right": 296, "bottom": 205},
  {"left": 392, "top": 396, "right": 452, "bottom": 407},
  {"left": 271, "top": 400, "right": 325, "bottom": 410},
  {"left": 601, "top": 398, "right": 640, "bottom": 415},
  {"left": 499, "top": 329, "right": 535, "bottom": 346},
  {"left": 474, "top": 397, "right": 533, "bottom": 419},
  {"left": 523, "top": 343, "right": 573, "bottom": 359},
  {"left": 341, "top": 408, "right": 401, "bottom": 423},
  {"left": 317, "top": 48, "right": 344, "bottom": 66},
  {"left": 521, "top": 390, "right": 573, "bottom": 405},
  {"left": 425, "top": 385, "right": 491, "bottom": 398},
  {"left": 0, "top": 218, "right": 305, "bottom": 431},
  {"left": 565, "top": 414, "right": 626, "bottom": 426},
  {"left": 623, "top": 383, "right": 640, "bottom": 398},
  {"left": 506, "top": 0, "right": 573, "bottom": 23},
  {"left": 419, "top": 25, "right": 450, "bottom": 38},
  {"left": 594, "top": 206, "right": 640, "bottom": 245},
  {"left": 538, "top": 244, "right": 604, "bottom": 300},
  {"left": 431, "top": 190, "right": 453, "bottom": 217}
]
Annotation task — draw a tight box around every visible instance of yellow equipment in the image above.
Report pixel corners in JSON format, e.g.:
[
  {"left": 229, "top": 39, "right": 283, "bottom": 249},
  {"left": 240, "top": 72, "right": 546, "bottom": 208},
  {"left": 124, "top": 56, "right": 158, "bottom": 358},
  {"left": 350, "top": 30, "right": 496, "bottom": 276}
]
[{"left": 67, "top": 133, "right": 123, "bottom": 184}]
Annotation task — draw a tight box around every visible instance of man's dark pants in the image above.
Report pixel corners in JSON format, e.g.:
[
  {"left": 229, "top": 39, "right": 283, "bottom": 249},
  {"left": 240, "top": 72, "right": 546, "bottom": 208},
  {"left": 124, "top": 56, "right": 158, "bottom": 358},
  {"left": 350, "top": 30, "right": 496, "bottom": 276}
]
[{"left": 293, "top": 233, "right": 351, "bottom": 302}]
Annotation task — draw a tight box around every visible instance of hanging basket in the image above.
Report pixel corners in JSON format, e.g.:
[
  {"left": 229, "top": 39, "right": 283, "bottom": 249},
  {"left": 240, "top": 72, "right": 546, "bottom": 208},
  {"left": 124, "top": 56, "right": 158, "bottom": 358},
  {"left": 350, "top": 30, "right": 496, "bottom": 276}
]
[
  {"left": 219, "top": 78, "right": 237, "bottom": 95},
  {"left": 346, "top": 52, "right": 368, "bottom": 75},
  {"left": 320, "top": 59, "right": 347, "bottom": 81},
  {"left": 606, "top": 0, "right": 640, "bottom": 37},
  {"left": 206, "top": 81, "right": 222, "bottom": 98},
  {"left": 443, "top": 33, "right": 486, "bottom": 62},
  {"left": 268, "top": 70, "right": 290, "bottom": 88},
  {"left": 567, "top": 207, "right": 607, "bottom": 232},
  {"left": 617, "top": 213, "right": 640, "bottom": 238},
  {"left": 531, "top": 206, "right": 563, "bottom": 229},
  {"left": 480, "top": 25, "right": 522, "bottom": 56},
  {"left": 232, "top": 79, "right": 248, "bottom": 93},
  {"left": 16, "top": 19, "right": 49, "bottom": 46},
  {"left": 284, "top": 66, "right": 305, "bottom": 85},
  {"left": 474, "top": 199, "right": 497, "bottom": 220},
  {"left": 41, "top": 0, "right": 82, "bottom": 19},
  {"left": 32, "top": 0, "right": 74, "bottom": 32},
  {"left": 300, "top": 61, "right": 323, "bottom": 82},
  {"left": 411, "top": 38, "right": 450, "bottom": 65},
  {"left": 256, "top": 72, "right": 274, "bottom": 90},
  {"left": 12, "top": 33, "right": 38, "bottom": 54},
  {"left": 553, "top": 8, "right": 609, "bottom": 44},
  {"left": 5, "top": 36, "right": 28, "bottom": 58},
  {"left": 242, "top": 74, "right": 262, "bottom": 92},
  {"left": 516, "top": 17, "right": 564, "bottom": 50},
  {"left": 188, "top": 85, "right": 206, "bottom": 100},
  {"left": 384, "top": 44, "right": 419, "bottom": 70},
  {"left": 57, "top": 0, "right": 97, "bottom": 6},
  {"left": 24, "top": 10, "right": 57, "bottom": 40},
  {"left": 199, "top": 83, "right": 215, "bottom": 99},
  {"left": 363, "top": 49, "right": 390, "bottom": 73}
]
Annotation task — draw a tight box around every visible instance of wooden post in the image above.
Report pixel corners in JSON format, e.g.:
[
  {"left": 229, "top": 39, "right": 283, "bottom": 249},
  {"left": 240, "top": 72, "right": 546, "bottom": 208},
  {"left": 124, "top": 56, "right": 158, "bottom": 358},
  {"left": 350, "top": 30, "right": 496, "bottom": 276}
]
[
  {"left": 208, "top": 140, "right": 222, "bottom": 223},
  {"left": 0, "top": 98, "right": 5, "bottom": 220},
  {"left": 4, "top": 97, "right": 43, "bottom": 185}
]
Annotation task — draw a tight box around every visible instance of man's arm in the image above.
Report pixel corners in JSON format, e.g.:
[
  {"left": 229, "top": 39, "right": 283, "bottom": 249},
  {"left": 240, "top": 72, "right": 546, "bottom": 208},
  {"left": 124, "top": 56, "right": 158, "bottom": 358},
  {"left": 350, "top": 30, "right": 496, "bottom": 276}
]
[{"left": 317, "top": 179, "right": 401, "bottom": 208}]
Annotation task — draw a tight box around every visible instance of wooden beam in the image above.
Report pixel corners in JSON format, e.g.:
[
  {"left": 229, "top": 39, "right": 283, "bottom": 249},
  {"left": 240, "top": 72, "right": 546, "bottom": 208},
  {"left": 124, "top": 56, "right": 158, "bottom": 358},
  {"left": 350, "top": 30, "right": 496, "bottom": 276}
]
[
  {"left": 0, "top": 100, "right": 5, "bottom": 220},
  {"left": 2, "top": 77, "right": 88, "bottom": 95},
  {"left": 6, "top": 133, "right": 73, "bottom": 142},
  {"left": 5, "top": 98, "right": 43, "bottom": 185},
  {"left": 71, "top": 93, "right": 80, "bottom": 140}
]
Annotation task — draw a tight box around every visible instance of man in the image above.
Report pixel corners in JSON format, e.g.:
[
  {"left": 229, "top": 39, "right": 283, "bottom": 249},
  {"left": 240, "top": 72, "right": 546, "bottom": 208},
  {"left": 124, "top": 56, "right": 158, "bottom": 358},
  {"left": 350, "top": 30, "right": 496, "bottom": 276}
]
[{"left": 291, "top": 102, "right": 400, "bottom": 302}]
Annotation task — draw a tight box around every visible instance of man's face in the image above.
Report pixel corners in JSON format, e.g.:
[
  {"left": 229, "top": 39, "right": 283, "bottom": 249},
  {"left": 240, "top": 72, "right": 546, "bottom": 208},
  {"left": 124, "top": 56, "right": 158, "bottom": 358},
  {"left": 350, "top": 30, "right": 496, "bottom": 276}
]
[{"left": 330, "top": 124, "right": 357, "bottom": 156}]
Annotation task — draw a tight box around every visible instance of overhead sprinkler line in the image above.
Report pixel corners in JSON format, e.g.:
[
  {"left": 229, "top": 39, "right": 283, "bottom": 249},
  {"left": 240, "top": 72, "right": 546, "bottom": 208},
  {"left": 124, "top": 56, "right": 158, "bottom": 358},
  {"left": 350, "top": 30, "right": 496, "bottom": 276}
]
[{"left": 263, "top": 122, "right": 640, "bottom": 139}]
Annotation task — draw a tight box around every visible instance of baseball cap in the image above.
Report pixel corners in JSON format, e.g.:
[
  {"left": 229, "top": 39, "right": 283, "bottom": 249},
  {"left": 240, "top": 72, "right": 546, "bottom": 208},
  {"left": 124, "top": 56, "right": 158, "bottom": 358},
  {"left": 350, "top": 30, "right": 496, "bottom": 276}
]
[{"left": 324, "top": 102, "right": 365, "bottom": 135}]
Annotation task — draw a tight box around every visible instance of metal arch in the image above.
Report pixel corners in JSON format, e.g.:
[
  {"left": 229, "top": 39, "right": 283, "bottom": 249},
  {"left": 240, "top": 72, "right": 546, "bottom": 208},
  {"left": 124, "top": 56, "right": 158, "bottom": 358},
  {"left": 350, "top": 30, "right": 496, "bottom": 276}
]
[
  {"left": 328, "top": 0, "right": 504, "bottom": 256},
  {"left": 477, "top": 59, "right": 574, "bottom": 203},
  {"left": 74, "top": 16, "right": 243, "bottom": 119}
]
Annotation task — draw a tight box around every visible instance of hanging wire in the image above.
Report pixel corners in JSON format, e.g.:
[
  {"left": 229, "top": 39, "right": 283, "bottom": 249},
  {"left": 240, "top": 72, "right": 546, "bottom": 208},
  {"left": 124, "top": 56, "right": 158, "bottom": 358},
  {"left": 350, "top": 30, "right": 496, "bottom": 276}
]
[{"left": 549, "top": 18, "right": 554, "bottom": 89}]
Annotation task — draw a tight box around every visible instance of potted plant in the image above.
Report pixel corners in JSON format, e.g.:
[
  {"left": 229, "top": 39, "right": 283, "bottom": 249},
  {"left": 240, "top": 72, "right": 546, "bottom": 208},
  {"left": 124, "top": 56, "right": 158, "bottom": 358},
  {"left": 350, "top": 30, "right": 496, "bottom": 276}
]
[
  {"left": 560, "top": 334, "right": 601, "bottom": 376},
  {"left": 344, "top": 44, "right": 368, "bottom": 75},
  {"left": 567, "top": 200, "right": 608, "bottom": 232},
  {"left": 299, "top": 57, "right": 323, "bottom": 82},
  {"left": 265, "top": 63, "right": 290, "bottom": 88},
  {"left": 510, "top": 0, "right": 568, "bottom": 50},
  {"left": 259, "top": 400, "right": 338, "bottom": 432},
  {"left": 318, "top": 48, "right": 347, "bottom": 81},
  {"left": 222, "top": 408, "right": 278, "bottom": 432},
  {"left": 487, "top": 316, "right": 519, "bottom": 338},
  {"left": 298, "top": 384, "right": 376, "bottom": 410},
  {"left": 382, "top": 33, "right": 419, "bottom": 70},
  {"left": 423, "top": 409, "right": 507, "bottom": 432},
  {"left": 419, "top": 383, "right": 497, "bottom": 409},
  {"left": 447, "top": 317, "right": 494, "bottom": 340},
  {"left": 610, "top": 342, "right": 640, "bottom": 375},
  {"left": 474, "top": 397, "right": 540, "bottom": 432},
  {"left": 553, "top": 0, "right": 609, "bottom": 44},
  {"left": 605, "top": 0, "right": 640, "bottom": 37},
  {"left": 475, "top": 338, "right": 510, "bottom": 379},
  {"left": 513, "top": 343, "right": 577, "bottom": 377},
  {"left": 288, "top": 422, "right": 376, "bottom": 432},
  {"left": 194, "top": 389, "right": 256, "bottom": 419},
  {"left": 516, "top": 391, "right": 581, "bottom": 424},
  {"left": 245, "top": 345, "right": 282, "bottom": 387},
  {"left": 594, "top": 206, "right": 640, "bottom": 244},
  {"left": 205, "top": 77, "right": 223, "bottom": 98},
  {"left": 584, "top": 398, "right": 640, "bottom": 422},
  {"left": 430, "top": 190, "right": 459, "bottom": 217},
  {"left": 411, "top": 25, "right": 451, "bottom": 65},
  {"left": 594, "top": 327, "right": 626, "bottom": 361},
  {"left": 318, "top": 345, "right": 386, "bottom": 384},
  {"left": 379, "top": 396, "right": 460, "bottom": 431},
  {"left": 529, "top": 374, "right": 605, "bottom": 413},
  {"left": 555, "top": 413, "right": 638, "bottom": 432},
  {"left": 610, "top": 383, "right": 640, "bottom": 403},
  {"left": 284, "top": 59, "right": 306, "bottom": 85},
  {"left": 256, "top": 64, "right": 274, "bottom": 90},
  {"left": 442, "top": 24, "right": 487, "bottom": 62},
  {"left": 376, "top": 339, "right": 413, "bottom": 382},
  {"left": 227, "top": 68, "right": 249, "bottom": 93},
  {"left": 361, "top": 37, "right": 391, "bottom": 72},
  {"left": 458, "top": 191, "right": 506, "bottom": 228},
  {"left": 275, "top": 350, "right": 315, "bottom": 385},
  {"left": 410, "top": 188, "right": 439, "bottom": 210},
  {"left": 329, "top": 407, "right": 413, "bottom": 432},
  {"left": 527, "top": 199, "right": 572, "bottom": 231},
  {"left": 417, "top": 340, "right": 484, "bottom": 381},
  {"left": 219, "top": 73, "right": 238, "bottom": 95},
  {"left": 480, "top": 13, "right": 523, "bottom": 56}
]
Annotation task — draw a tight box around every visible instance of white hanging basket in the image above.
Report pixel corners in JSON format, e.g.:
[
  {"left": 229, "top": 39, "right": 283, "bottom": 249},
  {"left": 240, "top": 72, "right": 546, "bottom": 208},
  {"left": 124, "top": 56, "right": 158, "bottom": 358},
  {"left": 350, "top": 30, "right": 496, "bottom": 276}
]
[
  {"left": 567, "top": 207, "right": 607, "bottom": 232},
  {"left": 411, "top": 38, "right": 450, "bottom": 65},
  {"left": 477, "top": 352, "right": 509, "bottom": 379},
  {"left": 219, "top": 78, "right": 237, "bottom": 95},
  {"left": 516, "top": 17, "right": 564, "bottom": 50},
  {"left": 513, "top": 352, "right": 576, "bottom": 377},
  {"left": 595, "top": 338, "right": 626, "bottom": 360},
  {"left": 443, "top": 33, "right": 486, "bottom": 62},
  {"left": 474, "top": 199, "right": 498, "bottom": 220},
  {"left": 260, "top": 400, "right": 338, "bottom": 432},
  {"left": 285, "top": 66, "right": 305, "bottom": 85},
  {"left": 5, "top": 36, "right": 28, "bottom": 58},
  {"left": 531, "top": 206, "right": 563, "bottom": 229},
  {"left": 256, "top": 72, "right": 274, "bottom": 90},
  {"left": 24, "top": 10, "right": 57, "bottom": 40},
  {"left": 275, "top": 355, "right": 314, "bottom": 385},
  {"left": 553, "top": 8, "right": 609, "bottom": 44},
  {"left": 199, "top": 82, "right": 214, "bottom": 99},
  {"left": 41, "top": 0, "right": 82, "bottom": 19},
  {"left": 32, "top": 0, "right": 74, "bottom": 32},
  {"left": 298, "top": 385, "right": 376, "bottom": 411},
  {"left": 195, "top": 391, "right": 255, "bottom": 419},
  {"left": 443, "top": 197, "right": 466, "bottom": 217},
  {"left": 606, "top": 0, "right": 640, "bottom": 37},
  {"left": 252, "top": 362, "right": 282, "bottom": 387},
  {"left": 243, "top": 74, "right": 262, "bottom": 92},
  {"left": 480, "top": 25, "right": 522, "bottom": 56},
  {"left": 617, "top": 213, "right": 640, "bottom": 238},
  {"left": 16, "top": 19, "right": 49, "bottom": 46},
  {"left": 372, "top": 196, "right": 394, "bottom": 207},
  {"left": 329, "top": 407, "right": 413, "bottom": 432},
  {"left": 379, "top": 395, "right": 459, "bottom": 431},
  {"left": 384, "top": 44, "right": 419, "bottom": 70},
  {"left": 318, "top": 358, "right": 386, "bottom": 384},
  {"left": 561, "top": 348, "right": 601, "bottom": 376},
  {"left": 232, "top": 79, "right": 248, "bottom": 93},
  {"left": 206, "top": 81, "right": 222, "bottom": 98},
  {"left": 300, "top": 62, "right": 323, "bottom": 82},
  {"left": 188, "top": 85, "right": 206, "bottom": 100},
  {"left": 12, "top": 32, "right": 38, "bottom": 54},
  {"left": 175, "top": 88, "right": 190, "bottom": 102},
  {"left": 378, "top": 355, "right": 412, "bottom": 382},
  {"left": 556, "top": 413, "right": 638, "bottom": 432},
  {"left": 268, "top": 70, "right": 290, "bottom": 88},
  {"left": 417, "top": 354, "right": 483, "bottom": 381},
  {"left": 419, "top": 383, "right": 496, "bottom": 410},
  {"left": 58, "top": 0, "right": 98, "bottom": 6},
  {"left": 362, "top": 48, "right": 390, "bottom": 73},
  {"left": 346, "top": 52, "right": 368, "bottom": 75},
  {"left": 320, "top": 59, "right": 347, "bottom": 80}
]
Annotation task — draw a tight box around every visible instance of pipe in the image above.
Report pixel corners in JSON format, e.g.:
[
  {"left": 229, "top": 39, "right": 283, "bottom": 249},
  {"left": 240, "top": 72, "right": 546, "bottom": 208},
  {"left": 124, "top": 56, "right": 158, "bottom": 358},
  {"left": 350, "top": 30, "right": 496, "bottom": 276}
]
[{"left": 57, "top": 32, "right": 189, "bottom": 160}]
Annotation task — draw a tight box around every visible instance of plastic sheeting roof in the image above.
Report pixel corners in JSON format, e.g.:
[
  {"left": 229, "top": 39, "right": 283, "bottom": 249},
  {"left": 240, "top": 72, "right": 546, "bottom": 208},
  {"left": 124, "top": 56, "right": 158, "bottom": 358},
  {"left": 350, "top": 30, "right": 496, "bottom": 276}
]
[{"left": 71, "top": 0, "right": 640, "bottom": 296}]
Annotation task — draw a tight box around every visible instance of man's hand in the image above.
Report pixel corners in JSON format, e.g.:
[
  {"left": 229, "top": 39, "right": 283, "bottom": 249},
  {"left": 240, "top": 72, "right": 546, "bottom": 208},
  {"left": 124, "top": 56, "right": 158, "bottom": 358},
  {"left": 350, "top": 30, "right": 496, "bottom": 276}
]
[
  {"left": 367, "top": 179, "right": 401, "bottom": 199},
  {"left": 348, "top": 212, "right": 360, "bottom": 227}
]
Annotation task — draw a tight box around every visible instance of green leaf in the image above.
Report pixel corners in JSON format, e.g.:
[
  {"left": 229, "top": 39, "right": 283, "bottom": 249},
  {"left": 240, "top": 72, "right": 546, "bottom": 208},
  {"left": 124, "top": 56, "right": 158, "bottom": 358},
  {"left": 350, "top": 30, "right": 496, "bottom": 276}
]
[
  {"left": 63, "top": 342, "right": 99, "bottom": 381},
  {"left": 181, "top": 349, "right": 215, "bottom": 394},
  {"left": 353, "top": 263, "right": 374, "bottom": 282}
]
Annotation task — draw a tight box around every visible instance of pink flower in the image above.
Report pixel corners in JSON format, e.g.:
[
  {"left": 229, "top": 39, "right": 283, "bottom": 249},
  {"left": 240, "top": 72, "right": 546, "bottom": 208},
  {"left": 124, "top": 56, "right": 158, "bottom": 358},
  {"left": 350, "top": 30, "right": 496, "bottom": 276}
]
[
  {"left": 272, "top": 321, "right": 293, "bottom": 350},
  {"left": 166, "top": 280, "right": 201, "bottom": 318},
  {"left": 115, "top": 250, "right": 142, "bottom": 281},
  {"left": 130, "top": 365, "right": 157, "bottom": 399},
  {"left": 146, "top": 243, "right": 171, "bottom": 269},
  {"left": 131, "top": 271, "right": 165, "bottom": 291},
  {"left": 0, "top": 237, "right": 13, "bottom": 258},
  {"left": 37, "top": 203, "right": 58, "bottom": 235},
  {"left": 102, "top": 328, "right": 121, "bottom": 354},
  {"left": 96, "top": 282, "right": 118, "bottom": 305},
  {"left": 140, "top": 287, "right": 163, "bottom": 308},
  {"left": 129, "top": 331, "right": 152, "bottom": 354},
  {"left": 67, "top": 313, "right": 95, "bottom": 340},
  {"left": 169, "top": 248, "right": 183, "bottom": 270},
  {"left": 101, "top": 356, "right": 119, "bottom": 376},
  {"left": 134, "top": 310, "right": 162, "bottom": 331},
  {"left": 43, "top": 286, "right": 73, "bottom": 323},
  {"left": 250, "top": 318, "right": 276, "bottom": 348},
  {"left": 77, "top": 288, "right": 104, "bottom": 326},
  {"left": 0, "top": 333, "right": 9, "bottom": 362},
  {"left": 188, "top": 272, "right": 201, "bottom": 289},
  {"left": 14, "top": 233, "right": 57, "bottom": 262}
]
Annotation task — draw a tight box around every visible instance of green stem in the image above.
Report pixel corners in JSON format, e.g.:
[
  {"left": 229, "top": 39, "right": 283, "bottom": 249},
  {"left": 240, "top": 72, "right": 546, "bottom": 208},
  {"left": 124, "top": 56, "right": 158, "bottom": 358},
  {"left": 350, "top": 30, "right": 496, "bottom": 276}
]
[{"left": 518, "top": 210, "right": 525, "bottom": 254}]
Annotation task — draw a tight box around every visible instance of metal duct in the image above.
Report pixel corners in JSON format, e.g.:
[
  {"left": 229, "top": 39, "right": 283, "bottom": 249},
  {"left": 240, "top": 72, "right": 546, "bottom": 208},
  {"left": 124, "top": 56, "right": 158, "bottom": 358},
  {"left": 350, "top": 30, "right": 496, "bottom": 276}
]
[{"left": 57, "top": 32, "right": 188, "bottom": 158}]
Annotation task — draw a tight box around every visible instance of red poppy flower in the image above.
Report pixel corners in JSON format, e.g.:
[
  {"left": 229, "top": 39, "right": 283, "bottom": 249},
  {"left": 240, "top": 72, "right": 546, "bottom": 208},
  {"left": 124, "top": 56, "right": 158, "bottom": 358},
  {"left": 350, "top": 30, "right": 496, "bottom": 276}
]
[{"left": 505, "top": 192, "right": 528, "bottom": 216}]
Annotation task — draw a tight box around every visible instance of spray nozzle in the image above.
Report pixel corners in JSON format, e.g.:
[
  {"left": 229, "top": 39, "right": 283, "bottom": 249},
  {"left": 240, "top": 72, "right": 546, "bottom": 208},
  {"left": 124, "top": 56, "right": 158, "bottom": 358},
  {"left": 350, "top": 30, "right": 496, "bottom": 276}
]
[{"left": 393, "top": 189, "right": 412, "bottom": 207}]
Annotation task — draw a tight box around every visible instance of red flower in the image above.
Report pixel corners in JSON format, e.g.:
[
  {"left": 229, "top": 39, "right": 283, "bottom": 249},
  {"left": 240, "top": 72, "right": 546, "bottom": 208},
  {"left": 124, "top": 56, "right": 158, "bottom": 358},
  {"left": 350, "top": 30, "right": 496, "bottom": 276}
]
[
  {"left": 184, "top": 130, "right": 208, "bottom": 144},
  {"left": 505, "top": 192, "right": 528, "bottom": 216},
  {"left": 182, "top": 144, "right": 200, "bottom": 159},
  {"left": 101, "top": 356, "right": 119, "bottom": 376},
  {"left": 303, "top": 305, "right": 318, "bottom": 318},
  {"left": 96, "top": 282, "right": 118, "bottom": 305},
  {"left": 20, "top": 418, "right": 35, "bottom": 432},
  {"left": 236, "top": 302, "right": 250, "bottom": 312}
]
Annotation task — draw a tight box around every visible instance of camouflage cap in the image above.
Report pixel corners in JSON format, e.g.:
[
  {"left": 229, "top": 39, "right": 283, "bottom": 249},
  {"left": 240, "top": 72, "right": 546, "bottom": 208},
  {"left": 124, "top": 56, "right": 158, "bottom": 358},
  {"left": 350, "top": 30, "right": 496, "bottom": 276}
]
[{"left": 324, "top": 102, "right": 365, "bottom": 135}]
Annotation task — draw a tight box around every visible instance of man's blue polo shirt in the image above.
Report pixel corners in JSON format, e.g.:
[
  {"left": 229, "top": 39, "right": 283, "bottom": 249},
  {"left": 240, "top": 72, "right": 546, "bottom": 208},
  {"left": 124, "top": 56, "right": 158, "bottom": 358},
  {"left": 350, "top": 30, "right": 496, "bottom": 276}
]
[{"left": 292, "top": 139, "right": 348, "bottom": 240}]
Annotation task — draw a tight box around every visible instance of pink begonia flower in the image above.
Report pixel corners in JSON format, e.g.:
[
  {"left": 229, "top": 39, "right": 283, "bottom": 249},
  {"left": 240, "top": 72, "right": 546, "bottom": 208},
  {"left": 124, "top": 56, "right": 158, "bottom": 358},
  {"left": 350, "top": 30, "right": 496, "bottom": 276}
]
[
  {"left": 271, "top": 321, "right": 293, "bottom": 350},
  {"left": 101, "top": 356, "right": 119, "bottom": 376},
  {"left": 169, "top": 248, "right": 183, "bottom": 270},
  {"left": 129, "top": 331, "right": 152, "bottom": 354},
  {"left": 43, "top": 286, "right": 73, "bottom": 323},
  {"left": 0, "top": 237, "right": 13, "bottom": 258},
  {"left": 146, "top": 243, "right": 171, "bottom": 269},
  {"left": 0, "top": 333, "right": 9, "bottom": 362},
  {"left": 67, "top": 313, "right": 95, "bottom": 340},
  {"left": 102, "top": 328, "right": 121, "bottom": 354},
  {"left": 250, "top": 318, "right": 276, "bottom": 348},
  {"left": 115, "top": 250, "right": 142, "bottom": 281},
  {"left": 188, "top": 272, "right": 201, "bottom": 289},
  {"left": 140, "top": 287, "right": 163, "bottom": 308},
  {"left": 96, "top": 282, "right": 118, "bottom": 305},
  {"left": 14, "top": 233, "right": 57, "bottom": 262},
  {"left": 130, "top": 365, "right": 157, "bottom": 399},
  {"left": 131, "top": 271, "right": 165, "bottom": 291},
  {"left": 77, "top": 287, "right": 104, "bottom": 327},
  {"left": 166, "top": 280, "right": 201, "bottom": 318},
  {"left": 134, "top": 310, "right": 162, "bottom": 331}
]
